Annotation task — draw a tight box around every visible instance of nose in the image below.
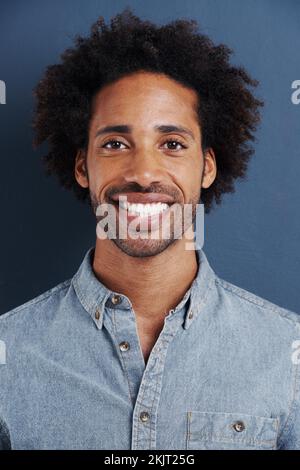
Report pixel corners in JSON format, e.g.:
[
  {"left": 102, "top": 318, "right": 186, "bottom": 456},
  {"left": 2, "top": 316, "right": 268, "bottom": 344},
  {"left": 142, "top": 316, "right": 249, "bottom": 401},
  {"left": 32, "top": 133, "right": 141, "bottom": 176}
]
[{"left": 123, "top": 149, "right": 164, "bottom": 187}]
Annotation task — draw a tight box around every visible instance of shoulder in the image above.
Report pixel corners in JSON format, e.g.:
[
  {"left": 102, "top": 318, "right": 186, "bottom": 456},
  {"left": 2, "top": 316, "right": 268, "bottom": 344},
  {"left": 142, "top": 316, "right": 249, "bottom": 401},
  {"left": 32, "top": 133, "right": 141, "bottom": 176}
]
[
  {"left": 0, "top": 279, "right": 72, "bottom": 330},
  {"left": 214, "top": 275, "right": 300, "bottom": 332}
]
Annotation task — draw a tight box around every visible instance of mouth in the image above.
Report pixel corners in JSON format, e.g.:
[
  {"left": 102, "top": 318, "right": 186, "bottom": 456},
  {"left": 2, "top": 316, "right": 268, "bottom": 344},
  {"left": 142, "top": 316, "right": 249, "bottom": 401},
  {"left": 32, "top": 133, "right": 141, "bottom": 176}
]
[{"left": 109, "top": 193, "right": 175, "bottom": 220}]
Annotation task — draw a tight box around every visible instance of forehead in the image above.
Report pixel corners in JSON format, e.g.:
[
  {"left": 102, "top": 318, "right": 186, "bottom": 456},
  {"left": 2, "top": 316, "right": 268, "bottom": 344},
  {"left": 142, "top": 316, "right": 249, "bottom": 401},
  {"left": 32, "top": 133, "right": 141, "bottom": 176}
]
[{"left": 90, "top": 71, "right": 199, "bottom": 129}]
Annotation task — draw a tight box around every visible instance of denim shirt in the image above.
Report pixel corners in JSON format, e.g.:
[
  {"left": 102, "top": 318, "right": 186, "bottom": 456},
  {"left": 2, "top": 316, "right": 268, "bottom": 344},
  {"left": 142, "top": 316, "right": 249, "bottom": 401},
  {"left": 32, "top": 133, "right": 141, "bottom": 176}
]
[{"left": 0, "top": 246, "right": 300, "bottom": 450}]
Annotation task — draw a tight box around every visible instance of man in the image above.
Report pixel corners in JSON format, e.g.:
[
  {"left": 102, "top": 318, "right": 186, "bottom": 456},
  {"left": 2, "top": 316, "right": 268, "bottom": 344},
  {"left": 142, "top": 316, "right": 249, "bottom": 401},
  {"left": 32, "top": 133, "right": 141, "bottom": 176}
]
[{"left": 0, "top": 8, "right": 299, "bottom": 450}]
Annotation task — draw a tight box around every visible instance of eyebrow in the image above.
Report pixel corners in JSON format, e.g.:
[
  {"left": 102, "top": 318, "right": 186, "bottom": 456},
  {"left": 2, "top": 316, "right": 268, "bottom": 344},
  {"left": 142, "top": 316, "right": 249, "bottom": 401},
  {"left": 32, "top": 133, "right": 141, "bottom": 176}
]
[
  {"left": 95, "top": 124, "right": 195, "bottom": 140},
  {"left": 155, "top": 125, "right": 195, "bottom": 139}
]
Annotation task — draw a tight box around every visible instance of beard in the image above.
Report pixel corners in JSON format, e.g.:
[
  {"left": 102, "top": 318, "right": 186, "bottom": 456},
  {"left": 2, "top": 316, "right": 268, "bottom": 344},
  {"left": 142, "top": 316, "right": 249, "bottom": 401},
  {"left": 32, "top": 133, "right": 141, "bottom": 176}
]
[{"left": 89, "top": 183, "right": 201, "bottom": 258}]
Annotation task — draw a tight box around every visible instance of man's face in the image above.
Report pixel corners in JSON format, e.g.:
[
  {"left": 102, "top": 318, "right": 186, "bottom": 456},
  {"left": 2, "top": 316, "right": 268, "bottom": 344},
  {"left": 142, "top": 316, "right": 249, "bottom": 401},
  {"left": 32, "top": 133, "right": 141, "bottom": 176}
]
[{"left": 75, "top": 71, "right": 216, "bottom": 257}]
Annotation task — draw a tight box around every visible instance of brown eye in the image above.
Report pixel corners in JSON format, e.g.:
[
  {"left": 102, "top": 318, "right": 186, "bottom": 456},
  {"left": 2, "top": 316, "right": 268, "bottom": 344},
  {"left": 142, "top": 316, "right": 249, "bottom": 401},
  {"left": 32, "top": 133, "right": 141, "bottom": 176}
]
[
  {"left": 102, "top": 140, "right": 127, "bottom": 149},
  {"left": 162, "top": 139, "right": 187, "bottom": 150}
]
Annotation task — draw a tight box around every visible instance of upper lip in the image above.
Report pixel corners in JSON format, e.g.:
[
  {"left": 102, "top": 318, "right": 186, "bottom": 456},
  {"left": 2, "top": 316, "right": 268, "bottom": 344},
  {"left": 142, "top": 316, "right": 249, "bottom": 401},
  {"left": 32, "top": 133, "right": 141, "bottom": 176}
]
[{"left": 110, "top": 193, "right": 175, "bottom": 205}]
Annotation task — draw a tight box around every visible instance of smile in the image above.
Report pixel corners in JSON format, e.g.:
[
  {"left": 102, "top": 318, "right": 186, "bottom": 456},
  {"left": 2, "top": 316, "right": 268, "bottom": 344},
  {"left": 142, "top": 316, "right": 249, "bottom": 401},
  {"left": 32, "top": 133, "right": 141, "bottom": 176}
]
[{"left": 118, "top": 201, "right": 170, "bottom": 217}]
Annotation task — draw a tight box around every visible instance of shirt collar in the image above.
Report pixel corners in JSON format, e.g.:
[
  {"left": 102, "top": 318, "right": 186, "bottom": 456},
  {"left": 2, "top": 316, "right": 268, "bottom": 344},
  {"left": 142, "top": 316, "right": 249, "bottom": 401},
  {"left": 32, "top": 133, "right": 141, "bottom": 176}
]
[
  {"left": 72, "top": 247, "right": 109, "bottom": 329},
  {"left": 182, "top": 247, "right": 216, "bottom": 330},
  {"left": 71, "top": 245, "right": 216, "bottom": 330}
]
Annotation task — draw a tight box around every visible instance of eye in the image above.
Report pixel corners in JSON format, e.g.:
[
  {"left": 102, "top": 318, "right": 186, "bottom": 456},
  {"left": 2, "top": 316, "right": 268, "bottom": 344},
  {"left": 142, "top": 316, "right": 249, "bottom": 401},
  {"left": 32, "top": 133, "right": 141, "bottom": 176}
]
[
  {"left": 102, "top": 140, "right": 128, "bottom": 150},
  {"left": 162, "top": 139, "right": 187, "bottom": 151}
]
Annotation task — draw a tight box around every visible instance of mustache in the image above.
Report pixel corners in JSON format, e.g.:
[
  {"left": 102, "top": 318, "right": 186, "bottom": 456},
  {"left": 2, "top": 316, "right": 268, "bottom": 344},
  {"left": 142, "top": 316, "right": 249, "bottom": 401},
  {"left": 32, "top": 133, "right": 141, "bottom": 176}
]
[{"left": 105, "top": 182, "right": 181, "bottom": 202}]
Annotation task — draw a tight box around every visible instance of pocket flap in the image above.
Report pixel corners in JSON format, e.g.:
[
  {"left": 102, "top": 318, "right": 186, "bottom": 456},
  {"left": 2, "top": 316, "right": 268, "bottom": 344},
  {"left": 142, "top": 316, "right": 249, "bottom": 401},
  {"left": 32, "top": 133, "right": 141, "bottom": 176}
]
[{"left": 187, "top": 411, "right": 279, "bottom": 449}]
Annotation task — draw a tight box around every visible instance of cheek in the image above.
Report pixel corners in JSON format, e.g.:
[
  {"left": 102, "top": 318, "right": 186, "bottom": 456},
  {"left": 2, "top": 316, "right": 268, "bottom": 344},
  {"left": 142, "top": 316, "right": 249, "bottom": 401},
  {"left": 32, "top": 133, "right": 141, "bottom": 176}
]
[
  {"left": 86, "top": 156, "right": 111, "bottom": 193},
  {"left": 173, "top": 160, "right": 203, "bottom": 197},
  {"left": 87, "top": 158, "right": 129, "bottom": 204}
]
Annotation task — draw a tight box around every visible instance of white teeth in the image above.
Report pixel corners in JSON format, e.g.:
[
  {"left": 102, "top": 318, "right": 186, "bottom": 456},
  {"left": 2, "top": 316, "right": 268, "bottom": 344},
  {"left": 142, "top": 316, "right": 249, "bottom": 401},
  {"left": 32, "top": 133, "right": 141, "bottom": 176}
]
[{"left": 118, "top": 201, "right": 169, "bottom": 216}]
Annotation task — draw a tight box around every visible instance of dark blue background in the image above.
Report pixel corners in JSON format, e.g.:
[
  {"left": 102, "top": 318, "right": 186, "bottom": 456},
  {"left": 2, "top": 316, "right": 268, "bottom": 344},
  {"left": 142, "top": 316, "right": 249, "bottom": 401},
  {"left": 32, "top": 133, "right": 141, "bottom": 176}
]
[{"left": 0, "top": 0, "right": 299, "bottom": 314}]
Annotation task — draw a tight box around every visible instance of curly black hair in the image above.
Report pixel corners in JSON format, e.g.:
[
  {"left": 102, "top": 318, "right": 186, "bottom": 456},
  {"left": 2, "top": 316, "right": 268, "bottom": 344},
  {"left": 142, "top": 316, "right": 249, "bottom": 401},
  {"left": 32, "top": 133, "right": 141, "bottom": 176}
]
[{"left": 33, "top": 7, "right": 263, "bottom": 213}]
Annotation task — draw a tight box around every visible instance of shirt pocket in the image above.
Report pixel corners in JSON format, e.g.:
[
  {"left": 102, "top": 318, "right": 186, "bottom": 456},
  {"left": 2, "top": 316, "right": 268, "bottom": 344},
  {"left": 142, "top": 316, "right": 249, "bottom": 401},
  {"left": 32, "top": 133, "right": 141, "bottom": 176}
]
[{"left": 186, "top": 411, "right": 279, "bottom": 450}]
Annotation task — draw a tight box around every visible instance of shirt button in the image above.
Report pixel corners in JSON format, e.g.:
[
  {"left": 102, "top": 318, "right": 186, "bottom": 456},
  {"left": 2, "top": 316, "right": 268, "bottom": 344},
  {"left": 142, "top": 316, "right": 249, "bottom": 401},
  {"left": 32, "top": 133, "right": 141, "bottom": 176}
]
[
  {"left": 111, "top": 294, "right": 122, "bottom": 305},
  {"left": 95, "top": 309, "right": 101, "bottom": 320},
  {"left": 140, "top": 411, "right": 150, "bottom": 423},
  {"left": 188, "top": 310, "right": 194, "bottom": 319},
  {"left": 232, "top": 421, "right": 245, "bottom": 432},
  {"left": 119, "top": 341, "right": 130, "bottom": 352}
]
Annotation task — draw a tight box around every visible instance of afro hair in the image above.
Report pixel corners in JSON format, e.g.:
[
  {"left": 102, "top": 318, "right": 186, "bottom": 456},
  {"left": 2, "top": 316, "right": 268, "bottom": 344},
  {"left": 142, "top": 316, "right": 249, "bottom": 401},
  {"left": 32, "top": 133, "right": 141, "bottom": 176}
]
[{"left": 33, "top": 7, "right": 263, "bottom": 212}]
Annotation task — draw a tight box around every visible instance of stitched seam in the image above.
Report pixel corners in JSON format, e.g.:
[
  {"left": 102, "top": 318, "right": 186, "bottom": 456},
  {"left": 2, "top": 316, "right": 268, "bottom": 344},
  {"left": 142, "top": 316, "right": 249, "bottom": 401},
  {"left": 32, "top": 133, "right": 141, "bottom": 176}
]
[
  {"left": 149, "top": 352, "right": 164, "bottom": 449},
  {"left": 148, "top": 326, "right": 180, "bottom": 448},
  {"left": 194, "top": 276, "right": 214, "bottom": 316},
  {"left": 111, "top": 309, "right": 134, "bottom": 405},
  {"left": 187, "top": 410, "right": 278, "bottom": 421},
  {"left": 133, "top": 319, "right": 150, "bottom": 450},
  {"left": 187, "top": 412, "right": 192, "bottom": 448},
  {"left": 189, "top": 435, "right": 277, "bottom": 446},
  {"left": 72, "top": 277, "right": 90, "bottom": 310},
  {"left": 135, "top": 368, "right": 149, "bottom": 449},
  {"left": 136, "top": 357, "right": 149, "bottom": 448},
  {"left": 72, "top": 277, "right": 96, "bottom": 312},
  {"left": 133, "top": 317, "right": 147, "bottom": 449},
  {"left": 137, "top": 334, "right": 166, "bottom": 443},
  {"left": 121, "top": 351, "right": 135, "bottom": 406}
]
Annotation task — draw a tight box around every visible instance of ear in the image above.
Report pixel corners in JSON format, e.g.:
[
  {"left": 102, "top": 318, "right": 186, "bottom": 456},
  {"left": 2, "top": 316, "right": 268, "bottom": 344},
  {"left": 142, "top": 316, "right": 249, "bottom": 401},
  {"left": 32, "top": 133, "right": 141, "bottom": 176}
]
[
  {"left": 201, "top": 148, "right": 217, "bottom": 189},
  {"left": 75, "top": 149, "right": 89, "bottom": 188}
]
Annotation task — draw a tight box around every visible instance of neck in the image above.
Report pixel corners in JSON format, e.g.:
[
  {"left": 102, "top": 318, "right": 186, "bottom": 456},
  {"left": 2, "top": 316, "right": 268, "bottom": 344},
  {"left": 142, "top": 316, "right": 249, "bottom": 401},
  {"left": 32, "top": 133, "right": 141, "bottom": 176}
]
[{"left": 92, "top": 233, "right": 198, "bottom": 321}]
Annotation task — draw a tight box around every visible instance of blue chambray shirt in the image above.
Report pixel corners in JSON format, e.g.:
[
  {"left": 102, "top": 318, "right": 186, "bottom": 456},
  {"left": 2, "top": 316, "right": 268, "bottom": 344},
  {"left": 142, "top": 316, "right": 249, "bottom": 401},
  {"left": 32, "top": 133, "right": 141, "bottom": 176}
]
[{"left": 0, "top": 246, "right": 300, "bottom": 450}]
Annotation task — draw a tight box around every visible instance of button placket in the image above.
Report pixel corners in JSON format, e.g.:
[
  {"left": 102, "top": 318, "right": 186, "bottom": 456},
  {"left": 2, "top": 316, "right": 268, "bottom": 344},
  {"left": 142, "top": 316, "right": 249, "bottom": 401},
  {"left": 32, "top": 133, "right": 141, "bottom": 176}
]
[
  {"left": 105, "top": 301, "right": 145, "bottom": 407},
  {"left": 132, "top": 315, "right": 182, "bottom": 450}
]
